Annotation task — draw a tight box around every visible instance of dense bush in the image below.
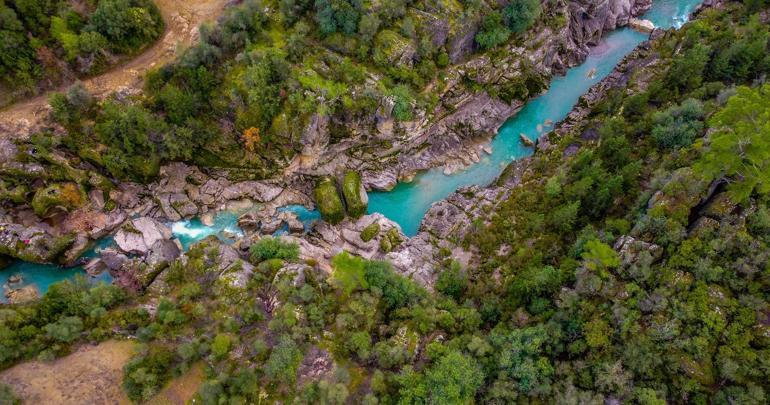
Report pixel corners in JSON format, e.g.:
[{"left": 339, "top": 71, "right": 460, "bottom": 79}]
[
  {"left": 651, "top": 98, "right": 705, "bottom": 149},
  {"left": 249, "top": 237, "right": 300, "bottom": 263},
  {"left": 122, "top": 344, "right": 175, "bottom": 402}
]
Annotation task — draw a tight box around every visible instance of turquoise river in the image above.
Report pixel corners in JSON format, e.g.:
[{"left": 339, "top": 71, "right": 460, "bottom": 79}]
[{"left": 1, "top": 0, "right": 703, "bottom": 302}]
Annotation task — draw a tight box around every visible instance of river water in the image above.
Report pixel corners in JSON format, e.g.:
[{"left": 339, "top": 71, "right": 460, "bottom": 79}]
[
  {"left": 1, "top": 0, "right": 703, "bottom": 301},
  {"left": 368, "top": 0, "right": 704, "bottom": 235}
]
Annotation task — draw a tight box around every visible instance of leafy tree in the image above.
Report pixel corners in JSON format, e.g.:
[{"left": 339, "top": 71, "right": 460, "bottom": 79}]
[
  {"left": 0, "top": 3, "right": 38, "bottom": 89},
  {"left": 211, "top": 334, "right": 233, "bottom": 359},
  {"left": 95, "top": 101, "right": 166, "bottom": 181},
  {"left": 665, "top": 43, "right": 710, "bottom": 94},
  {"left": 475, "top": 12, "right": 510, "bottom": 50},
  {"left": 436, "top": 261, "right": 466, "bottom": 300},
  {"left": 123, "top": 345, "right": 175, "bottom": 402},
  {"left": 264, "top": 335, "right": 303, "bottom": 384},
  {"left": 696, "top": 84, "right": 770, "bottom": 201},
  {"left": 502, "top": 0, "right": 541, "bottom": 33},
  {"left": 238, "top": 50, "right": 290, "bottom": 133},
  {"left": 314, "top": 0, "right": 361, "bottom": 35},
  {"left": 44, "top": 316, "right": 83, "bottom": 343},
  {"left": 489, "top": 325, "right": 554, "bottom": 396},
  {"left": 399, "top": 351, "right": 484, "bottom": 403},
  {"left": 363, "top": 259, "right": 425, "bottom": 312},
  {"left": 88, "top": 0, "right": 163, "bottom": 52}
]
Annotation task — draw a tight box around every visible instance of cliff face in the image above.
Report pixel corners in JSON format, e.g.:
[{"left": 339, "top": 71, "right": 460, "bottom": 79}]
[
  {"left": 296, "top": 0, "right": 653, "bottom": 190},
  {"left": 560, "top": 0, "right": 652, "bottom": 65}
]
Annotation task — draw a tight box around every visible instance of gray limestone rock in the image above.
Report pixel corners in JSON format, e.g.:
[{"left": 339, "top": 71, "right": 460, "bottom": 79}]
[{"left": 114, "top": 217, "right": 172, "bottom": 255}]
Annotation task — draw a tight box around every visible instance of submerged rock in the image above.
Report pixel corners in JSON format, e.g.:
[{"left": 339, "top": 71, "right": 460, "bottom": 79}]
[
  {"left": 629, "top": 18, "right": 655, "bottom": 33},
  {"left": 519, "top": 133, "right": 535, "bottom": 147}
]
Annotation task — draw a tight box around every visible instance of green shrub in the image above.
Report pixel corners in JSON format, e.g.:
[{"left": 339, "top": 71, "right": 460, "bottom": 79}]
[
  {"left": 651, "top": 98, "right": 705, "bottom": 149},
  {"left": 0, "top": 383, "right": 20, "bottom": 405},
  {"left": 502, "top": 0, "right": 541, "bottom": 33},
  {"left": 476, "top": 12, "right": 510, "bottom": 50},
  {"left": 88, "top": 0, "right": 163, "bottom": 52},
  {"left": 211, "top": 334, "right": 233, "bottom": 359},
  {"left": 123, "top": 345, "right": 175, "bottom": 402},
  {"left": 249, "top": 237, "right": 299, "bottom": 263},
  {"left": 379, "top": 228, "right": 403, "bottom": 253}
]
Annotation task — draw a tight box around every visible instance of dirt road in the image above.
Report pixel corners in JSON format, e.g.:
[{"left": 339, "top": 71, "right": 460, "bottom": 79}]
[{"left": 0, "top": 0, "right": 229, "bottom": 128}]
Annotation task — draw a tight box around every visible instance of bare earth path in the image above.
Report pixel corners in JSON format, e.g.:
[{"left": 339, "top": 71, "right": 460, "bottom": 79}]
[{"left": 0, "top": 0, "right": 229, "bottom": 129}]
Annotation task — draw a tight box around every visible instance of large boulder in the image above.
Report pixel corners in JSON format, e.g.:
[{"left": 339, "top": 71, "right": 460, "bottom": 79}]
[
  {"left": 189, "top": 237, "right": 254, "bottom": 291},
  {"left": 5, "top": 285, "right": 39, "bottom": 304},
  {"left": 340, "top": 171, "right": 368, "bottom": 218},
  {"left": 145, "top": 239, "right": 182, "bottom": 268},
  {"left": 114, "top": 217, "right": 173, "bottom": 255},
  {"left": 314, "top": 177, "right": 345, "bottom": 225}
]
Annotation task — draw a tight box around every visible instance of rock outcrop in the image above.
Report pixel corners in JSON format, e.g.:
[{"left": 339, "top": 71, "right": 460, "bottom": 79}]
[
  {"left": 0, "top": 223, "right": 73, "bottom": 263},
  {"left": 4, "top": 285, "right": 39, "bottom": 304}
]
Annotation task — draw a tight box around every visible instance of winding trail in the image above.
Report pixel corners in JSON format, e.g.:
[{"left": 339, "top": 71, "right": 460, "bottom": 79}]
[{"left": 0, "top": 0, "right": 229, "bottom": 129}]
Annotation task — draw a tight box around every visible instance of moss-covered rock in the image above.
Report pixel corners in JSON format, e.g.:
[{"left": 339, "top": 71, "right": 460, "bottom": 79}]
[
  {"left": 31, "top": 182, "right": 86, "bottom": 218},
  {"left": 0, "top": 224, "right": 75, "bottom": 263},
  {"left": 314, "top": 177, "right": 345, "bottom": 225},
  {"left": 341, "top": 170, "right": 368, "bottom": 218},
  {"left": 379, "top": 228, "right": 403, "bottom": 253}
]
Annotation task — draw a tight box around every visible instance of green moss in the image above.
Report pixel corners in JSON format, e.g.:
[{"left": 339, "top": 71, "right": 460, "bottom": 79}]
[
  {"left": 360, "top": 222, "right": 381, "bottom": 242},
  {"left": 31, "top": 182, "right": 86, "bottom": 218},
  {"left": 314, "top": 177, "right": 345, "bottom": 224},
  {"left": 0, "top": 182, "right": 28, "bottom": 204},
  {"left": 341, "top": 170, "right": 367, "bottom": 218}
]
